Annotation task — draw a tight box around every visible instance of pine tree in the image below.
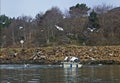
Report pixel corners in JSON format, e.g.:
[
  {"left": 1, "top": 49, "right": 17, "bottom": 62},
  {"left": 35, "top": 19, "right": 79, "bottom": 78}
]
[{"left": 88, "top": 10, "right": 100, "bottom": 31}]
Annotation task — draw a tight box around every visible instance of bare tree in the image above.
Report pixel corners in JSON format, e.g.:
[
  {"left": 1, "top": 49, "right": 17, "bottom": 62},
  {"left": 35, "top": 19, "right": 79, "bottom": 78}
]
[{"left": 36, "top": 7, "right": 63, "bottom": 45}]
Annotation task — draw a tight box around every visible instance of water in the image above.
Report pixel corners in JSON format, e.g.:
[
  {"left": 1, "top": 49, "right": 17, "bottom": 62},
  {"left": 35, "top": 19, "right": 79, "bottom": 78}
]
[{"left": 0, "top": 64, "right": 120, "bottom": 83}]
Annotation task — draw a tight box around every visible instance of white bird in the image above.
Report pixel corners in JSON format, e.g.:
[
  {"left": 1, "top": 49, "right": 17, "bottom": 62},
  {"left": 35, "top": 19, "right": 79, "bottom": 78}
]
[
  {"left": 98, "top": 64, "right": 102, "bottom": 66},
  {"left": 90, "top": 57, "right": 95, "bottom": 61},
  {"left": 20, "top": 40, "right": 24, "bottom": 44},
  {"left": 88, "top": 27, "right": 96, "bottom": 32},
  {"left": 83, "top": 42, "right": 86, "bottom": 46},
  {"left": 2, "top": 22, "right": 6, "bottom": 24},
  {"left": 7, "top": 81, "right": 10, "bottom": 83},
  {"left": 19, "top": 26, "right": 23, "bottom": 29},
  {"left": 24, "top": 64, "right": 29, "bottom": 68},
  {"left": 55, "top": 25, "right": 64, "bottom": 31},
  {"left": 63, "top": 16, "right": 66, "bottom": 19},
  {"left": 64, "top": 57, "right": 68, "bottom": 61}
]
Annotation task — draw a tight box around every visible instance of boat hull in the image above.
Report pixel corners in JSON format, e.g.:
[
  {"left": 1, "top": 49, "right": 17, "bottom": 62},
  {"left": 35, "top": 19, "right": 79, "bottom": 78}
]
[{"left": 62, "top": 62, "right": 82, "bottom": 68}]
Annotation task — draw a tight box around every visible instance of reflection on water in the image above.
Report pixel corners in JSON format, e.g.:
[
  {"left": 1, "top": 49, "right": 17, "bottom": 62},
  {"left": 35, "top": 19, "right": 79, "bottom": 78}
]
[
  {"left": 0, "top": 64, "right": 120, "bottom": 83},
  {"left": 64, "top": 68, "right": 79, "bottom": 83}
]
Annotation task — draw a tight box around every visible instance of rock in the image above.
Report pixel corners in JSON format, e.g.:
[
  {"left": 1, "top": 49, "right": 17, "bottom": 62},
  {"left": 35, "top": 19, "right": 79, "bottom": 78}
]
[{"left": 0, "top": 46, "right": 120, "bottom": 64}]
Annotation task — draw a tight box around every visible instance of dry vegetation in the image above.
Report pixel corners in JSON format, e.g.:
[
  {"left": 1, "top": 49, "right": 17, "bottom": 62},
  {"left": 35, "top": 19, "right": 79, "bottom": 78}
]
[{"left": 0, "top": 45, "right": 120, "bottom": 64}]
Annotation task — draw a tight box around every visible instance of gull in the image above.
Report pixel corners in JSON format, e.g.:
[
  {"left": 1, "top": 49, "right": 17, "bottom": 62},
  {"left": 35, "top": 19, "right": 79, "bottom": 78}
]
[
  {"left": 89, "top": 57, "right": 95, "bottom": 61},
  {"left": 64, "top": 56, "right": 68, "bottom": 61},
  {"left": 2, "top": 22, "right": 6, "bottom": 24},
  {"left": 55, "top": 25, "right": 64, "bottom": 31},
  {"left": 20, "top": 40, "right": 24, "bottom": 44},
  {"left": 19, "top": 26, "right": 23, "bottom": 29},
  {"left": 98, "top": 64, "right": 102, "bottom": 66},
  {"left": 7, "top": 81, "right": 10, "bottom": 83},
  {"left": 41, "top": 30, "right": 44, "bottom": 32},
  {"left": 63, "top": 16, "right": 66, "bottom": 19},
  {"left": 83, "top": 42, "right": 86, "bottom": 46},
  {"left": 88, "top": 27, "right": 96, "bottom": 32},
  {"left": 24, "top": 64, "right": 29, "bottom": 68}
]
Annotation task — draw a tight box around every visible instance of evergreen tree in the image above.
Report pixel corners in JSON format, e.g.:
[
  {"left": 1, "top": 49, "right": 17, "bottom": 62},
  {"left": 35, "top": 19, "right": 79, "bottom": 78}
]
[
  {"left": 0, "top": 15, "right": 12, "bottom": 47},
  {"left": 69, "top": 3, "right": 90, "bottom": 17},
  {"left": 88, "top": 10, "right": 100, "bottom": 30}
]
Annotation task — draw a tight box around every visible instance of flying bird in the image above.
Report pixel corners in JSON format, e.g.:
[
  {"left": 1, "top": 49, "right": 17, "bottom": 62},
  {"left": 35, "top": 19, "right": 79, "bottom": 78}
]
[
  {"left": 55, "top": 25, "right": 64, "bottom": 31},
  {"left": 88, "top": 27, "right": 96, "bottom": 32},
  {"left": 19, "top": 26, "right": 23, "bottom": 29}
]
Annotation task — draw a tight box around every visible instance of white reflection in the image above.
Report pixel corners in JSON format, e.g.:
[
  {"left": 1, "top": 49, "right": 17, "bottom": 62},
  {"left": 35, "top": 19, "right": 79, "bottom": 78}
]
[{"left": 64, "top": 68, "right": 78, "bottom": 83}]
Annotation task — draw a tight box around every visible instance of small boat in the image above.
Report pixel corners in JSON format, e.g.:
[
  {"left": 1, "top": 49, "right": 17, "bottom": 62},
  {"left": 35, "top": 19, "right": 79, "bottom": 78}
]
[{"left": 61, "top": 56, "right": 82, "bottom": 68}]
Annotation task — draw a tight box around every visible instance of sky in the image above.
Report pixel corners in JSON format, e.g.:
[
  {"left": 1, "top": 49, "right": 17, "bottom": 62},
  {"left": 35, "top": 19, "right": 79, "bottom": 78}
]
[{"left": 1, "top": 0, "right": 120, "bottom": 18}]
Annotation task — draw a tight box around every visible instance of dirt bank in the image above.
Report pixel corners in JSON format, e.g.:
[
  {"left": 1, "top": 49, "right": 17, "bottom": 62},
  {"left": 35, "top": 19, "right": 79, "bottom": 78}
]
[{"left": 0, "top": 46, "right": 120, "bottom": 64}]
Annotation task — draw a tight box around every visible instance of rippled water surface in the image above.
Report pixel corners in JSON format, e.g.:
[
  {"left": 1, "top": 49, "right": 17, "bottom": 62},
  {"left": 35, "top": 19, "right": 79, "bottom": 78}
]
[{"left": 0, "top": 64, "right": 120, "bottom": 83}]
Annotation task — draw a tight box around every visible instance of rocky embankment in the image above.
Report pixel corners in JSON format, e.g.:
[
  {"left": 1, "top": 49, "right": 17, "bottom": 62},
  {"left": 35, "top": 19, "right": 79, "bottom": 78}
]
[{"left": 0, "top": 46, "right": 120, "bottom": 65}]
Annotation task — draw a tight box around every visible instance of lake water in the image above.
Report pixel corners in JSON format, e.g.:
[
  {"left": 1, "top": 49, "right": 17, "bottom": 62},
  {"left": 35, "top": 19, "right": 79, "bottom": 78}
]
[{"left": 0, "top": 64, "right": 120, "bottom": 83}]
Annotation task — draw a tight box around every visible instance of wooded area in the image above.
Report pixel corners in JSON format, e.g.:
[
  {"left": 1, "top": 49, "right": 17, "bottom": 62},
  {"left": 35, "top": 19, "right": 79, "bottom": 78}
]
[{"left": 0, "top": 3, "right": 120, "bottom": 48}]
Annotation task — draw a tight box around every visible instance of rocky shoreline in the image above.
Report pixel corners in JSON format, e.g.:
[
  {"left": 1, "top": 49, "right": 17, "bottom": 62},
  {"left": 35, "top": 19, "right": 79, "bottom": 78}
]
[{"left": 0, "top": 46, "right": 120, "bottom": 65}]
